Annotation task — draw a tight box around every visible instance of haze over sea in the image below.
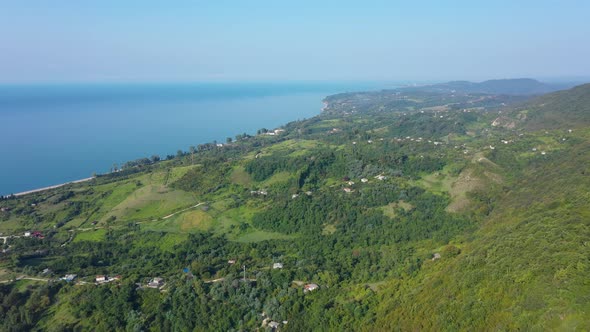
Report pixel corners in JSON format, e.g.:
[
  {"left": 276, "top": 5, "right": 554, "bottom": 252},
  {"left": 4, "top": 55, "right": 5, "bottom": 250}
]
[{"left": 0, "top": 82, "right": 389, "bottom": 195}]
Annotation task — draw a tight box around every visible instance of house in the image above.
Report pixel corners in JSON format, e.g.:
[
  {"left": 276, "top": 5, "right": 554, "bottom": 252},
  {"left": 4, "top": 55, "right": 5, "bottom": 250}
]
[
  {"left": 61, "top": 274, "right": 77, "bottom": 282},
  {"left": 347, "top": 181, "right": 354, "bottom": 186},
  {"left": 228, "top": 259, "right": 236, "bottom": 264},
  {"left": 291, "top": 194, "right": 299, "bottom": 199},
  {"left": 432, "top": 253, "right": 441, "bottom": 261},
  {"left": 361, "top": 178, "right": 368, "bottom": 183},
  {"left": 32, "top": 231, "right": 44, "bottom": 239},
  {"left": 304, "top": 283, "right": 319, "bottom": 293},
  {"left": 305, "top": 191, "right": 312, "bottom": 196},
  {"left": 42, "top": 268, "right": 51, "bottom": 275},
  {"left": 268, "top": 321, "right": 280, "bottom": 329},
  {"left": 96, "top": 275, "right": 107, "bottom": 283},
  {"left": 343, "top": 188, "right": 353, "bottom": 193},
  {"left": 273, "top": 263, "right": 283, "bottom": 269},
  {"left": 367, "top": 140, "right": 373, "bottom": 144},
  {"left": 374, "top": 175, "right": 387, "bottom": 181},
  {"left": 148, "top": 277, "right": 164, "bottom": 288},
  {"left": 24, "top": 231, "right": 31, "bottom": 237}
]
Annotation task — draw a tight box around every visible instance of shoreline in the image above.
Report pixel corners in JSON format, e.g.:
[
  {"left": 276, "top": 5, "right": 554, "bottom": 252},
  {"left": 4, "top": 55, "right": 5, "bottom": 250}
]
[{"left": 11, "top": 177, "right": 95, "bottom": 197}]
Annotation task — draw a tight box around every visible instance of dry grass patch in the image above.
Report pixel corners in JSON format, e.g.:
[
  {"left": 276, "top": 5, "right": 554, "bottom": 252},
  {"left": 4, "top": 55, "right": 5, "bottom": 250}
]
[
  {"left": 322, "top": 224, "right": 337, "bottom": 235},
  {"left": 381, "top": 201, "right": 414, "bottom": 218}
]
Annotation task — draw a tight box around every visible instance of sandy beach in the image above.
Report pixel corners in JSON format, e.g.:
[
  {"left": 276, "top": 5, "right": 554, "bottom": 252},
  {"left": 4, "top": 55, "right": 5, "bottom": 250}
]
[{"left": 11, "top": 177, "right": 95, "bottom": 197}]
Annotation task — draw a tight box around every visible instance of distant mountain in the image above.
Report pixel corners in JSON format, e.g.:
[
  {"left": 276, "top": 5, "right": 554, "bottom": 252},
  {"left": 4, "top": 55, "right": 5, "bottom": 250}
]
[{"left": 403, "top": 78, "right": 572, "bottom": 95}]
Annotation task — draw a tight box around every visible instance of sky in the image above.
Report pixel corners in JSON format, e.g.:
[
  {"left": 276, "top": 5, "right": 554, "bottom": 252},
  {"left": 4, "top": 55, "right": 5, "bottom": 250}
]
[{"left": 1, "top": 0, "right": 589, "bottom": 83}]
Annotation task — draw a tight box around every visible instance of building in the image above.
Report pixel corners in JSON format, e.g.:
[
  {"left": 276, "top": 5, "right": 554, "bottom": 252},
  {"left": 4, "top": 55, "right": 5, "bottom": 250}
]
[
  {"left": 24, "top": 231, "right": 31, "bottom": 237},
  {"left": 273, "top": 263, "right": 283, "bottom": 269},
  {"left": 96, "top": 275, "right": 107, "bottom": 283},
  {"left": 268, "top": 321, "right": 280, "bottom": 329},
  {"left": 61, "top": 274, "right": 77, "bottom": 282},
  {"left": 228, "top": 259, "right": 236, "bottom": 264},
  {"left": 343, "top": 188, "right": 353, "bottom": 193},
  {"left": 148, "top": 277, "right": 164, "bottom": 288},
  {"left": 361, "top": 178, "right": 368, "bottom": 183},
  {"left": 304, "top": 283, "right": 319, "bottom": 293}
]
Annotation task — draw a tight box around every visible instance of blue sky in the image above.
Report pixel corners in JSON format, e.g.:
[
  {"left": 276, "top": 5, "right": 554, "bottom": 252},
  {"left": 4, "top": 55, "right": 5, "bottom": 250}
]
[{"left": 1, "top": 0, "right": 589, "bottom": 82}]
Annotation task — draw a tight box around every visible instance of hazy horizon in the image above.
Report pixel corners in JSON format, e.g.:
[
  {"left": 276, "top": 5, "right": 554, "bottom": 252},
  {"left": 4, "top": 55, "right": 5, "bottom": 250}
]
[{"left": 1, "top": 1, "right": 589, "bottom": 83}]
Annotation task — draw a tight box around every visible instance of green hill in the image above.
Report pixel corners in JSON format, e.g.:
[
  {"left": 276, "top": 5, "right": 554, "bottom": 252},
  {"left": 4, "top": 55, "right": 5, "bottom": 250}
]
[{"left": 520, "top": 83, "right": 590, "bottom": 130}]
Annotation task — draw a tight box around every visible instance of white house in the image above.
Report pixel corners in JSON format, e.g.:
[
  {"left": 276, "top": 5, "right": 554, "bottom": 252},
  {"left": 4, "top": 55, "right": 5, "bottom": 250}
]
[
  {"left": 273, "top": 263, "right": 283, "bottom": 269},
  {"left": 148, "top": 277, "right": 164, "bottom": 288}
]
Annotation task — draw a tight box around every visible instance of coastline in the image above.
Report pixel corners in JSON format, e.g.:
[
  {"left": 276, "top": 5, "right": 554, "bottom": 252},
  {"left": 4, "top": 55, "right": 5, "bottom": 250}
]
[
  {"left": 0, "top": 84, "right": 346, "bottom": 196},
  {"left": 11, "top": 177, "right": 95, "bottom": 197}
]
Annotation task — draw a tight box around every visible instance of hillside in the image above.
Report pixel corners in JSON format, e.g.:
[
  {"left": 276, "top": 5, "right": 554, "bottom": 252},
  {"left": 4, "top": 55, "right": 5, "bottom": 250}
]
[
  {"left": 1, "top": 83, "right": 590, "bottom": 330},
  {"left": 519, "top": 83, "right": 590, "bottom": 130}
]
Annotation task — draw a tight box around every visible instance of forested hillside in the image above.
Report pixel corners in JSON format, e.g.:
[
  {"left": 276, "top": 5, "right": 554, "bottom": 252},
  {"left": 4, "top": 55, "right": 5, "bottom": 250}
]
[{"left": 1, "top": 82, "right": 589, "bottom": 331}]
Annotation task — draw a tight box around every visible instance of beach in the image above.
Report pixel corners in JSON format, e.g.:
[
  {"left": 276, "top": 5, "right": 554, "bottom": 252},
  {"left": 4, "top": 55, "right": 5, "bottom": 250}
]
[{"left": 11, "top": 177, "right": 95, "bottom": 197}]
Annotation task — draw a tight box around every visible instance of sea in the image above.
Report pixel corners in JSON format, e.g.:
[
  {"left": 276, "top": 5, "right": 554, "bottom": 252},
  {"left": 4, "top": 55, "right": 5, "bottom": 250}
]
[{"left": 0, "top": 82, "right": 392, "bottom": 195}]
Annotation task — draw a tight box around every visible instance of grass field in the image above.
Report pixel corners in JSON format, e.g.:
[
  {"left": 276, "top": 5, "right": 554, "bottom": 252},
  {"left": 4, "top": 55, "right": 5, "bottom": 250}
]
[
  {"left": 232, "top": 230, "right": 295, "bottom": 243},
  {"left": 134, "top": 232, "right": 189, "bottom": 252},
  {"left": 107, "top": 185, "right": 197, "bottom": 221},
  {"left": 73, "top": 228, "right": 106, "bottom": 242},
  {"left": 260, "top": 171, "right": 293, "bottom": 187},
  {"left": 142, "top": 209, "right": 213, "bottom": 233},
  {"left": 230, "top": 166, "right": 253, "bottom": 186}
]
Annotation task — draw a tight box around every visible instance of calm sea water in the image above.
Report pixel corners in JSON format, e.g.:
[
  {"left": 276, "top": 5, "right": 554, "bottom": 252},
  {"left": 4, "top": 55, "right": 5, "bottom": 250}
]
[{"left": 0, "top": 82, "right": 388, "bottom": 195}]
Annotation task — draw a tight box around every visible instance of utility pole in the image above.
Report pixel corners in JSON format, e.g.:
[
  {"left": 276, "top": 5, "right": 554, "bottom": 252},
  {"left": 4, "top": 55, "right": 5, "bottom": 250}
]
[{"left": 242, "top": 265, "right": 246, "bottom": 281}]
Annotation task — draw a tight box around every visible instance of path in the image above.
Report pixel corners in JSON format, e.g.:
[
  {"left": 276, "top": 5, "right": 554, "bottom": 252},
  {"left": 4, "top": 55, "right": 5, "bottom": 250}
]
[
  {"left": 162, "top": 202, "right": 205, "bottom": 219},
  {"left": 0, "top": 276, "right": 50, "bottom": 284}
]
